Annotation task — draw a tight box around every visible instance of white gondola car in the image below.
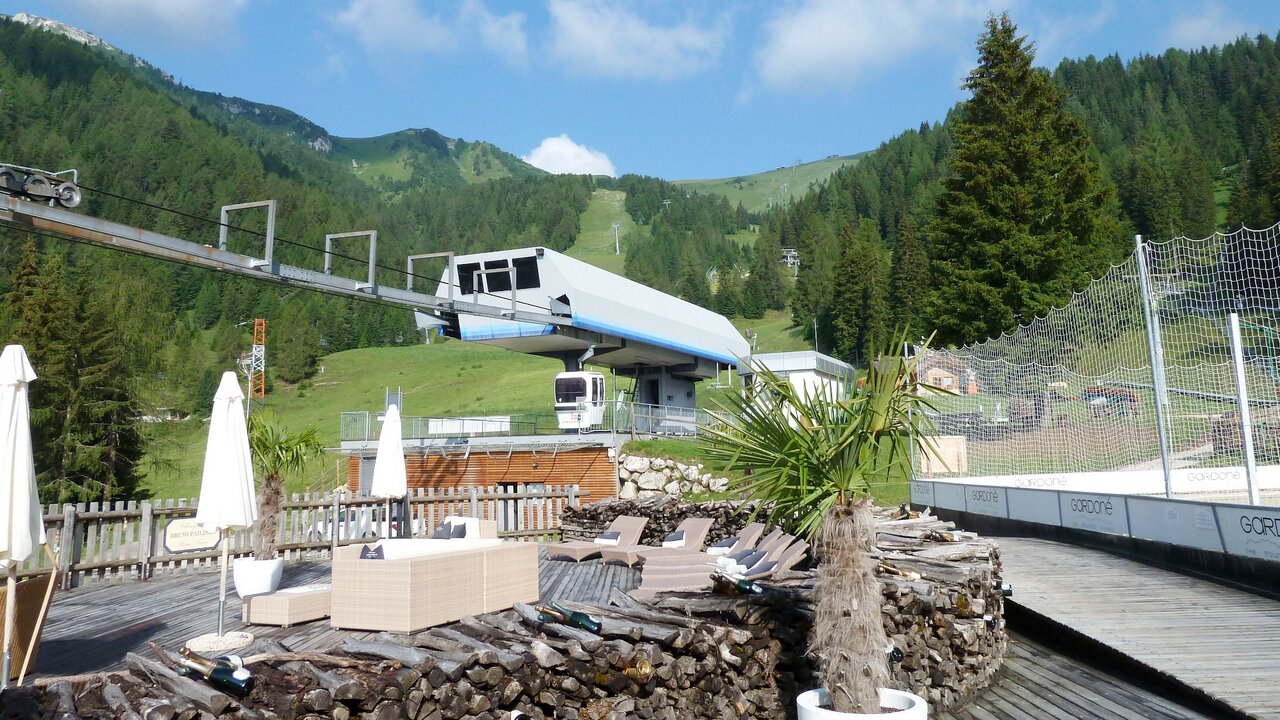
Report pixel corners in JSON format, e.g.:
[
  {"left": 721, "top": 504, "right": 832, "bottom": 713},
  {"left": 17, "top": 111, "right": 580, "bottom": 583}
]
[{"left": 555, "top": 371, "right": 606, "bottom": 430}]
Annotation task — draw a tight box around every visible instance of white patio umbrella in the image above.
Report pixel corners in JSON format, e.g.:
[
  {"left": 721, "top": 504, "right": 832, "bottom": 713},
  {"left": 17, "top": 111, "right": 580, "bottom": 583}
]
[
  {"left": 194, "top": 371, "right": 256, "bottom": 640},
  {"left": 0, "top": 345, "right": 43, "bottom": 691},
  {"left": 369, "top": 404, "right": 408, "bottom": 538}
]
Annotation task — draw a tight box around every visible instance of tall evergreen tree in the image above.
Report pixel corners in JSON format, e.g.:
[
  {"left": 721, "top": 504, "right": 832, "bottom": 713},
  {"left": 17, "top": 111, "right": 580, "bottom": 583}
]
[
  {"left": 888, "top": 216, "right": 930, "bottom": 337},
  {"left": 928, "top": 12, "right": 1119, "bottom": 345},
  {"left": 831, "top": 219, "right": 891, "bottom": 364},
  {"left": 744, "top": 222, "right": 788, "bottom": 313},
  {"left": 790, "top": 214, "right": 839, "bottom": 330}
]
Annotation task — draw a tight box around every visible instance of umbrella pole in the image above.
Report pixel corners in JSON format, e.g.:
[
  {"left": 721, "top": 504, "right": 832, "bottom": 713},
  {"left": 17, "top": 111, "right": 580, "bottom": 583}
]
[
  {"left": 385, "top": 498, "right": 392, "bottom": 538},
  {"left": 2, "top": 565, "right": 15, "bottom": 691},
  {"left": 217, "top": 529, "right": 230, "bottom": 637}
]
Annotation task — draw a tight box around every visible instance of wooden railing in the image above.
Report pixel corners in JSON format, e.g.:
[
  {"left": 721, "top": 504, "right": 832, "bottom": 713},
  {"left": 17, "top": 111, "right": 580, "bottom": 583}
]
[{"left": 15, "top": 485, "right": 580, "bottom": 588}]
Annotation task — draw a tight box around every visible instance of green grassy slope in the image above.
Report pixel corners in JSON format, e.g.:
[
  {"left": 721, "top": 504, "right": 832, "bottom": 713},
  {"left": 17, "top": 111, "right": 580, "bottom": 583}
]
[
  {"left": 142, "top": 341, "right": 563, "bottom": 499},
  {"left": 674, "top": 154, "right": 863, "bottom": 213},
  {"left": 140, "top": 308, "right": 810, "bottom": 501},
  {"left": 565, "top": 189, "right": 637, "bottom": 275}
]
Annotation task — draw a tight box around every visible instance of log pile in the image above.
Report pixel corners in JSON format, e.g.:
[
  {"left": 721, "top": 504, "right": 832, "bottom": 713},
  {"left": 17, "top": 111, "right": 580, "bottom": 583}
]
[
  {"left": 4, "top": 503, "right": 1005, "bottom": 718},
  {"left": 5, "top": 598, "right": 787, "bottom": 720},
  {"left": 560, "top": 496, "right": 767, "bottom": 550},
  {"left": 563, "top": 498, "right": 1007, "bottom": 709}
]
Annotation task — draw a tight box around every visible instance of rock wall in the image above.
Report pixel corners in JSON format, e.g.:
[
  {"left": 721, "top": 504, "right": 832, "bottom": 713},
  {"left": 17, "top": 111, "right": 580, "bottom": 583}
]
[{"left": 615, "top": 454, "right": 729, "bottom": 500}]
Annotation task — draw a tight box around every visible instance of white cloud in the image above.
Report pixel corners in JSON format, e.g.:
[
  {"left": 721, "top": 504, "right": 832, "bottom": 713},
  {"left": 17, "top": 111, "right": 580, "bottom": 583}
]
[
  {"left": 753, "top": 0, "right": 997, "bottom": 92},
  {"left": 332, "top": 0, "right": 455, "bottom": 57},
  {"left": 547, "top": 0, "right": 727, "bottom": 80},
  {"left": 1163, "top": 3, "right": 1252, "bottom": 50},
  {"left": 461, "top": 0, "right": 528, "bottom": 66},
  {"left": 331, "top": 0, "right": 526, "bottom": 65},
  {"left": 68, "top": 0, "right": 248, "bottom": 44},
  {"left": 523, "top": 135, "right": 616, "bottom": 176},
  {"left": 1032, "top": 1, "right": 1117, "bottom": 67}
]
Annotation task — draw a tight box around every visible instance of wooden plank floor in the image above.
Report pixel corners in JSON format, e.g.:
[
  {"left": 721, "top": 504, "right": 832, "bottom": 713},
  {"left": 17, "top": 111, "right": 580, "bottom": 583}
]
[
  {"left": 938, "top": 634, "right": 1215, "bottom": 720},
  {"left": 997, "top": 537, "right": 1279, "bottom": 720},
  {"left": 30, "top": 545, "right": 637, "bottom": 678}
]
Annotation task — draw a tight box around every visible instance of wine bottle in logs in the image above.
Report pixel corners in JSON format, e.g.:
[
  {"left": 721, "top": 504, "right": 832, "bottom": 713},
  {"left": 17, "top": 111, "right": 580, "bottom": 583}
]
[
  {"left": 535, "top": 603, "right": 603, "bottom": 634},
  {"left": 710, "top": 571, "right": 765, "bottom": 595},
  {"left": 177, "top": 647, "right": 254, "bottom": 696}
]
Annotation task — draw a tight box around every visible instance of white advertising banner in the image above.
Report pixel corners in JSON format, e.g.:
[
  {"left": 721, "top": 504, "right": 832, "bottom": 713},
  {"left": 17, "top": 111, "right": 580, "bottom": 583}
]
[
  {"left": 1059, "top": 492, "right": 1130, "bottom": 536},
  {"left": 1215, "top": 505, "right": 1280, "bottom": 562},
  {"left": 909, "top": 480, "right": 934, "bottom": 508},
  {"left": 933, "top": 482, "right": 967, "bottom": 511},
  {"left": 1126, "top": 497, "right": 1223, "bottom": 552},
  {"left": 931, "top": 465, "right": 1280, "bottom": 496},
  {"left": 1006, "top": 488, "right": 1062, "bottom": 526},
  {"left": 964, "top": 485, "right": 1008, "bottom": 518}
]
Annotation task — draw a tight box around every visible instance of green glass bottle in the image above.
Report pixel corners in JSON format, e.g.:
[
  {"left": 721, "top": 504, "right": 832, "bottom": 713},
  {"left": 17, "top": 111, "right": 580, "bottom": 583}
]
[{"left": 177, "top": 647, "right": 254, "bottom": 696}]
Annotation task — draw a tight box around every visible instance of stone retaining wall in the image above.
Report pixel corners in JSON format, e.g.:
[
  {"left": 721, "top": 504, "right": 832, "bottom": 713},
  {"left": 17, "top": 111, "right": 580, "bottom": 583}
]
[{"left": 615, "top": 453, "right": 729, "bottom": 500}]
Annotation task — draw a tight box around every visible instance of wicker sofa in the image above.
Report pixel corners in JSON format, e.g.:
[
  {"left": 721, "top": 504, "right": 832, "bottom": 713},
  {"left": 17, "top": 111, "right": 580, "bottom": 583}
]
[{"left": 329, "top": 535, "right": 538, "bottom": 633}]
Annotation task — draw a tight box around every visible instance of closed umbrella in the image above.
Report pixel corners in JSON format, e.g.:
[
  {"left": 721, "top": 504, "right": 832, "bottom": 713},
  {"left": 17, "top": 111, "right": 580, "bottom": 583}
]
[
  {"left": 0, "top": 345, "right": 42, "bottom": 691},
  {"left": 194, "top": 371, "right": 256, "bottom": 639},
  {"left": 369, "top": 404, "right": 408, "bottom": 538}
]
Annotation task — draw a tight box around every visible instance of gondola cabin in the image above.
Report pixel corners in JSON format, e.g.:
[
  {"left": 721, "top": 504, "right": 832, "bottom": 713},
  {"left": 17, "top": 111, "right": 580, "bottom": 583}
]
[{"left": 555, "top": 371, "right": 606, "bottom": 430}]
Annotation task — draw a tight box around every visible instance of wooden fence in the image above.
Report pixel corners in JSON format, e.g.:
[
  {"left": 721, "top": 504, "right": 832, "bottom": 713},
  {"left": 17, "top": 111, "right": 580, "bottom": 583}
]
[{"left": 14, "top": 485, "right": 580, "bottom": 588}]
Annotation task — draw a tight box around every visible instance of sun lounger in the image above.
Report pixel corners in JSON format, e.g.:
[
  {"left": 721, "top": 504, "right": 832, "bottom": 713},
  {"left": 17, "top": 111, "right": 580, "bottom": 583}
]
[
  {"left": 546, "top": 515, "right": 647, "bottom": 562},
  {"left": 599, "top": 517, "right": 716, "bottom": 567},
  {"left": 628, "top": 531, "right": 805, "bottom": 600},
  {"left": 704, "top": 522, "right": 766, "bottom": 557}
]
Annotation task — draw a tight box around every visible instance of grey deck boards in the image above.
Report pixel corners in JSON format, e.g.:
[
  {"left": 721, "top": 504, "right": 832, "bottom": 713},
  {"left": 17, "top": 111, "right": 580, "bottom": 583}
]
[
  {"left": 997, "top": 536, "right": 1280, "bottom": 720},
  {"left": 938, "top": 634, "right": 1214, "bottom": 720},
  {"left": 30, "top": 545, "right": 637, "bottom": 678}
]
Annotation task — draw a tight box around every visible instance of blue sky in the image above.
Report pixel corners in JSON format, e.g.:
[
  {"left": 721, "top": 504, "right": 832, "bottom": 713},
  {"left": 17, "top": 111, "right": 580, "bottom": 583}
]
[{"left": 6, "top": 1, "right": 1280, "bottom": 180}]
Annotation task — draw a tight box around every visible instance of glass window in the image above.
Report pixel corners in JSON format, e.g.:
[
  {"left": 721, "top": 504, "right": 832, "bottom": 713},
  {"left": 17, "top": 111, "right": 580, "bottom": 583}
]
[
  {"left": 485, "top": 259, "right": 512, "bottom": 292},
  {"left": 513, "top": 256, "right": 540, "bottom": 290},
  {"left": 555, "top": 377, "right": 587, "bottom": 404},
  {"left": 458, "top": 262, "right": 482, "bottom": 295}
]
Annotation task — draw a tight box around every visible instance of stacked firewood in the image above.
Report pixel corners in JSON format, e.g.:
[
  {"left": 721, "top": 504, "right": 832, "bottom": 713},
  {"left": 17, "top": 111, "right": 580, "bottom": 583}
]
[
  {"left": 7, "top": 596, "right": 788, "bottom": 720},
  {"left": 560, "top": 496, "right": 767, "bottom": 549},
  {"left": 563, "top": 499, "right": 1007, "bottom": 709},
  {"left": 6, "top": 503, "right": 1004, "bottom": 718}
]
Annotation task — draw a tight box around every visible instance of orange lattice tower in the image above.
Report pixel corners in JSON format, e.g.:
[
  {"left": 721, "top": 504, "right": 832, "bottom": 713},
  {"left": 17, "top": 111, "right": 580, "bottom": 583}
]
[{"left": 249, "top": 318, "right": 266, "bottom": 399}]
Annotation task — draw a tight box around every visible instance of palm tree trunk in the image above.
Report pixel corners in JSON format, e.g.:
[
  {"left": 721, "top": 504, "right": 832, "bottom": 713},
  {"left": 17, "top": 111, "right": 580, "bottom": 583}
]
[
  {"left": 813, "top": 497, "right": 891, "bottom": 713},
  {"left": 255, "top": 472, "right": 283, "bottom": 559}
]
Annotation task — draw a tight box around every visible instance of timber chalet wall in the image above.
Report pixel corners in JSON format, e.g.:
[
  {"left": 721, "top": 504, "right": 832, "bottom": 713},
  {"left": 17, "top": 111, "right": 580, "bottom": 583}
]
[{"left": 346, "top": 448, "right": 617, "bottom": 502}]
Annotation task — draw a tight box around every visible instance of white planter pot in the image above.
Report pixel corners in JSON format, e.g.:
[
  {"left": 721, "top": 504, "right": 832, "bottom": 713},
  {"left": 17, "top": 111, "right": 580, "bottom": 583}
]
[
  {"left": 232, "top": 557, "right": 283, "bottom": 598},
  {"left": 797, "top": 688, "right": 928, "bottom": 720}
]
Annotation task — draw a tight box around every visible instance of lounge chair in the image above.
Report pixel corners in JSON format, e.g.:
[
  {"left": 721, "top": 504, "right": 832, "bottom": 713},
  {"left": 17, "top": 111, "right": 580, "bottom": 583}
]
[
  {"left": 546, "top": 515, "right": 647, "bottom": 562},
  {"left": 733, "top": 538, "right": 811, "bottom": 580},
  {"left": 627, "top": 532, "right": 803, "bottom": 599},
  {"left": 704, "top": 522, "right": 766, "bottom": 557},
  {"left": 599, "top": 517, "right": 716, "bottom": 567}
]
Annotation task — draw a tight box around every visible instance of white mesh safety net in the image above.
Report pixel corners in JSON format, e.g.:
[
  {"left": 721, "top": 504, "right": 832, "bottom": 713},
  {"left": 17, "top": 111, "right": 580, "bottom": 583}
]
[{"left": 916, "top": 222, "right": 1280, "bottom": 505}]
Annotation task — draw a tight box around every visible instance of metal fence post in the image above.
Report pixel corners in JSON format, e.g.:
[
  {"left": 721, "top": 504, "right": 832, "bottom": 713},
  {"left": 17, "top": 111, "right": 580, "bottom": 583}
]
[
  {"left": 1135, "top": 236, "right": 1174, "bottom": 498},
  {"left": 1228, "top": 311, "right": 1261, "bottom": 505}
]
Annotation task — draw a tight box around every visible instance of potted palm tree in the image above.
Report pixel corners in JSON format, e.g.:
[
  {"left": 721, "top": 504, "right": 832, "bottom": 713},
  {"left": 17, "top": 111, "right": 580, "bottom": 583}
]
[
  {"left": 703, "top": 335, "right": 938, "bottom": 718},
  {"left": 233, "top": 413, "right": 324, "bottom": 598}
]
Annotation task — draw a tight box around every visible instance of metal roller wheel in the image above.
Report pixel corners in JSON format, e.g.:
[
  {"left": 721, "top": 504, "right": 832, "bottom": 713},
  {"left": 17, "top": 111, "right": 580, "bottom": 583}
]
[
  {"left": 23, "top": 174, "right": 51, "bottom": 195},
  {"left": 0, "top": 169, "right": 17, "bottom": 193},
  {"left": 56, "top": 182, "right": 82, "bottom": 208}
]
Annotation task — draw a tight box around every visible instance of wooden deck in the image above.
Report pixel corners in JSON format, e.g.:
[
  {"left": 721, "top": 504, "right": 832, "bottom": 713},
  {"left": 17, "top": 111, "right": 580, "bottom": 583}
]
[
  {"left": 939, "top": 634, "right": 1215, "bottom": 720},
  {"left": 26, "top": 539, "right": 1225, "bottom": 720},
  {"left": 30, "top": 545, "right": 637, "bottom": 678},
  {"left": 997, "top": 536, "right": 1280, "bottom": 720}
]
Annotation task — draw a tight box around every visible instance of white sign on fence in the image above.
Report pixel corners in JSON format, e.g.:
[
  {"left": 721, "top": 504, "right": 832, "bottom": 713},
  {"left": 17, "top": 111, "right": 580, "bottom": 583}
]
[
  {"left": 1006, "top": 488, "right": 1061, "bottom": 526},
  {"left": 163, "top": 518, "right": 221, "bottom": 554},
  {"left": 933, "top": 482, "right": 967, "bottom": 511},
  {"left": 1126, "top": 497, "right": 1223, "bottom": 552},
  {"left": 1215, "top": 505, "right": 1280, "bottom": 562},
  {"left": 1059, "top": 492, "right": 1129, "bottom": 536},
  {"left": 964, "top": 485, "right": 1007, "bottom": 518},
  {"left": 909, "top": 481, "right": 934, "bottom": 507}
]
